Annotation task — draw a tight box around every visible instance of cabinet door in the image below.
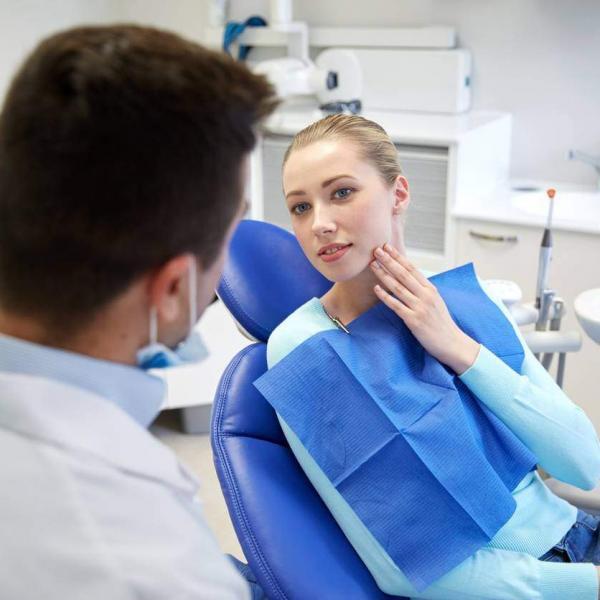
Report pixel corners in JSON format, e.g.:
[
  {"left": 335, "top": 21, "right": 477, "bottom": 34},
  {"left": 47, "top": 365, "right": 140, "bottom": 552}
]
[{"left": 455, "top": 219, "right": 540, "bottom": 300}]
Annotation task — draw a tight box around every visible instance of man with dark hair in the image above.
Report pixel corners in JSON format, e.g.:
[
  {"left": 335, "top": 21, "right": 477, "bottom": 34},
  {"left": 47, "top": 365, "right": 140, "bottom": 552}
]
[{"left": 0, "top": 25, "right": 277, "bottom": 599}]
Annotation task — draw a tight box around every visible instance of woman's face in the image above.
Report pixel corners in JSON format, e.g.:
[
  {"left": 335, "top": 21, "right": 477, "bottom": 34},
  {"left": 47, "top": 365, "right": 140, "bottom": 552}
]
[{"left": 283, "top": 139, "right": 409, "bottom": 282}]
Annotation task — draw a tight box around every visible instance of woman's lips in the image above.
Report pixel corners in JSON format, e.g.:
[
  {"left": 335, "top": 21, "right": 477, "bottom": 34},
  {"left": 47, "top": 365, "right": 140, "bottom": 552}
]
[{"left": 319, "top": 244, "right": 352, "bottom": 263}]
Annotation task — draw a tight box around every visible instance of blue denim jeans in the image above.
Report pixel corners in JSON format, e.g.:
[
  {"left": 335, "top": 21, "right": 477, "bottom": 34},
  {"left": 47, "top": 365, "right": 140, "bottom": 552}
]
[{"left": 539, "top": 509, "right": 600, "bottom": 564}]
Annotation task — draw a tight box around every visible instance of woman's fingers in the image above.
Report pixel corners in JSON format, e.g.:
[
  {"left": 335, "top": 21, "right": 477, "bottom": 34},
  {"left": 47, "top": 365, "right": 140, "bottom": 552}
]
[
  {"left": 373, "top": 246, "right": 423, "bottom": 297},
  {"left": 383, "top": 244, "right": 434, "bottom": 289},
  {"left": 374, "top": 284, "right": 411, "bottom": 317},
  {"left": 370, "top": 260, "right": 418, "bottom": 308}
]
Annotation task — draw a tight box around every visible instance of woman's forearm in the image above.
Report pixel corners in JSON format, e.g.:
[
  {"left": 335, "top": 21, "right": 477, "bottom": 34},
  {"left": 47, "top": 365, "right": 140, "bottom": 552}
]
[
  {"left": 460, "top": 343, "right": 600, "bottom": 489},
  {"left": 458, "top": 280, "right": 600, "bottom": 489},
  {"left": 397, "top": 547, "right": 599, "bottom": 600}
]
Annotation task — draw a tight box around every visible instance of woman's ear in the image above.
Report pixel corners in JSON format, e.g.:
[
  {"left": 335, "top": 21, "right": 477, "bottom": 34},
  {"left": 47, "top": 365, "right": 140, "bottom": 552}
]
[{"left": 392, "top": 175, "right": 410, "bottom": 215}]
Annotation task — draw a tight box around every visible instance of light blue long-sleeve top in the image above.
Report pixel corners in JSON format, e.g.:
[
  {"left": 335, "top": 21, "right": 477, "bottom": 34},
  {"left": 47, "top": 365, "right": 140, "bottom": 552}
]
[{"left": 266, "top": 272, "right": 600, "bottom": 600}]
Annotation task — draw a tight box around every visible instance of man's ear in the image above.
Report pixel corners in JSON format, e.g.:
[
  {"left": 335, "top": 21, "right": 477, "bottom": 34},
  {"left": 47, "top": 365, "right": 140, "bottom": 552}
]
[
  {"left": 392, "top": 175, "right": 410, "bottom": 215},
  {"left": 147, "top": 254, "right": 193, "bottom": 324}
]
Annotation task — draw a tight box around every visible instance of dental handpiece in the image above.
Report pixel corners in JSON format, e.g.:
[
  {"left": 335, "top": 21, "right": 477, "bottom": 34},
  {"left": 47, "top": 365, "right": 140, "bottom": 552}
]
[{"left": 535, "top": 189, "right": 555, "bottom": 330}]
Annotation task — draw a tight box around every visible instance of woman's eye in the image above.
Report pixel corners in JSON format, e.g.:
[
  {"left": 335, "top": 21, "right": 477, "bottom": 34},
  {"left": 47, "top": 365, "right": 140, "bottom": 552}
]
[
  {"left": 333, "top": 187, "right": 354, "bottom": 199},
  {"left": 292, "top": 202, "right": 310, "bottom": 215}
]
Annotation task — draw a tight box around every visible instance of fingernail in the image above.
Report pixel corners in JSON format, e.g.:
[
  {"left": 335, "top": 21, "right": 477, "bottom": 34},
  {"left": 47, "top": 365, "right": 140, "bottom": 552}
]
[
  {"left": 374, "top": 247, "right": 384, "bottom": 258},
  {"left": 371, "top": 260, "right": 381, "bottom": 269}
]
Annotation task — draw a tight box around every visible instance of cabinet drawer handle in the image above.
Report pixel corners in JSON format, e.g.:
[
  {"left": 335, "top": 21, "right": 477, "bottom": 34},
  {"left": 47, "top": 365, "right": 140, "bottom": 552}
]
[{"left": 469, "top": 230, "right": 518, "bottom": 243}]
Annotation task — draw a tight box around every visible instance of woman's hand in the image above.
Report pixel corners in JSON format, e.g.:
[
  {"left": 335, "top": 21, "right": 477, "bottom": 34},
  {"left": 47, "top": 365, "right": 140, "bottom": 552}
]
[{"left": 370, "top": 243, "right": 480, "bottom": 375}]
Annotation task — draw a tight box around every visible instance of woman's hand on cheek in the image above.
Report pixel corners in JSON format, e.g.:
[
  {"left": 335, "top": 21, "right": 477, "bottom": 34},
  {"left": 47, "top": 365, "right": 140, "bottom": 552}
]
[{"left": 370, "top": 244, "right": 481, "bottom": 375}]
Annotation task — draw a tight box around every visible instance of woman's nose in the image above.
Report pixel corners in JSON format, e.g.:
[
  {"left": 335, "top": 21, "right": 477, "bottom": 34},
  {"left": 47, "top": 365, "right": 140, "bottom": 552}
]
[{"left": 311, "top": 204, "right": 336, "bottom": 236}]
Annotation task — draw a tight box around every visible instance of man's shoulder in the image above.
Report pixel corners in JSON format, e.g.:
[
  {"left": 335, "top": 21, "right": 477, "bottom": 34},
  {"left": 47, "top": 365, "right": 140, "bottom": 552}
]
[{"left": 266, "top": 298, "right": 335, "bottom": 368}]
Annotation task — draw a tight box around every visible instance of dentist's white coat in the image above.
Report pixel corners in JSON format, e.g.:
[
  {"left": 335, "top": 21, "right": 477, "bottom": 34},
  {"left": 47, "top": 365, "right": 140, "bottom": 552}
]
[{"left": 0, "top": 371, "right": 249, "bottom": 600}]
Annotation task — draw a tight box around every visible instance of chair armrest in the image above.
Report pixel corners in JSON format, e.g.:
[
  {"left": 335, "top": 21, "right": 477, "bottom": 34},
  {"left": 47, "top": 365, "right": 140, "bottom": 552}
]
[{"left": 523, "top": 331, "right": 582, "bottom": 354}]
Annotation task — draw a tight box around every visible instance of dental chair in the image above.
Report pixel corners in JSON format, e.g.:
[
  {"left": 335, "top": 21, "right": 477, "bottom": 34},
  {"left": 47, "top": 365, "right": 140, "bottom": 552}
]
[{"left": 211, "top": 220, "right": 599, "bottom": 600}]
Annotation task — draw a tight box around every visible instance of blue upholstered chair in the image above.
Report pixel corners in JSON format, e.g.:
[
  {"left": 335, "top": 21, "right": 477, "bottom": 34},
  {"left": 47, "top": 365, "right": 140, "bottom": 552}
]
[{"left": 212, "top": 219, "right": 397, "bottom": 599}]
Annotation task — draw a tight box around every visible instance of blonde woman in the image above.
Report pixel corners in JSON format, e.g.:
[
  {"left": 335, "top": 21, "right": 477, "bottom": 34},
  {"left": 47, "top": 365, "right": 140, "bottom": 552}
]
[{"left": 258, "top": 115, "right": 600, "bottom": 599}]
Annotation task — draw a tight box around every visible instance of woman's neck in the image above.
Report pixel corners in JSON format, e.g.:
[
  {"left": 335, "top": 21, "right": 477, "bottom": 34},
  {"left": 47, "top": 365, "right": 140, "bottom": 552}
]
[{"left": 321, "top": 269, "right": 379, "bottom": 325}]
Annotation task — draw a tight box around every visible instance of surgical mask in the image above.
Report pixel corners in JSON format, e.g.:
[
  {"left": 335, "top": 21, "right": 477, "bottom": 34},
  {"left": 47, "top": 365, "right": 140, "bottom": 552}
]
[{"left": 137, "top": 260, "right": 209, "bottom": 370}]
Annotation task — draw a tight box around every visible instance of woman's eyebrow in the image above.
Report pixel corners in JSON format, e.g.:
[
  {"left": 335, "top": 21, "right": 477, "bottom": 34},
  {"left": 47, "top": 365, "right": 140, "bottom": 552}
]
[
  {"left": 285, "top": 174, "right": 356, "bottom": 200},
  {"left": 285, "top": 189, "right": 306, "bottom": 200},
  {"left": 321, "top": 174, "right": 354, "bottom": 188}
]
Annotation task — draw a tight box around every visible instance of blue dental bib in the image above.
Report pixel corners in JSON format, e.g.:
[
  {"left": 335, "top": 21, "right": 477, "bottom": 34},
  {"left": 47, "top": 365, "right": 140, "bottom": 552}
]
[{"left": 254, "top": 263, "right": 537, "bottom": 591}]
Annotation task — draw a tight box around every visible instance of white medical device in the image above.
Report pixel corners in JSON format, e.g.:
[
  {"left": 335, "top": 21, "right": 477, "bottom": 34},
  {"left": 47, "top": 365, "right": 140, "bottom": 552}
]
[
  {"left": 318, "top": 48, "right": 471, "bottom": 114},
  {"left": 252, "top": 57, "right": 340, "bottom": 99}
]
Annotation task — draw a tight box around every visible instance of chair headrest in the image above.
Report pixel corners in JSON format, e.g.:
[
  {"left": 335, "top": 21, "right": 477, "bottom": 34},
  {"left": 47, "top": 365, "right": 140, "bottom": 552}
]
[{"left": 217, "top": 220, "right": 332, "bottom": 342}]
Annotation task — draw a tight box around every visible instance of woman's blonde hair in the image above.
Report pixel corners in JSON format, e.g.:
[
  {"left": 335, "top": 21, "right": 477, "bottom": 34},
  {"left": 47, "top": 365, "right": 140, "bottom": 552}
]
[{"left": 282, "top": 114, "right": 402, "bottom": 186}]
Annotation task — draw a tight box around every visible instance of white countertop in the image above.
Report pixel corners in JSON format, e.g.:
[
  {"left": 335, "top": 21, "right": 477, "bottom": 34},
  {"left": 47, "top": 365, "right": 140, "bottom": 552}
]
[
  {"left": 453, "top": 182, "right": 600, "bottom": 236},
  {"left": 263, "top": 106, "right": 510, "bottom": 146}
]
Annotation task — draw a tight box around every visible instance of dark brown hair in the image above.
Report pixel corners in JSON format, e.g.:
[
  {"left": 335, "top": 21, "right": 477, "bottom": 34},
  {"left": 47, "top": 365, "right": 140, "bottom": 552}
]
[{"left": 0, "top": 25, "right": 277, "bottom": 333}]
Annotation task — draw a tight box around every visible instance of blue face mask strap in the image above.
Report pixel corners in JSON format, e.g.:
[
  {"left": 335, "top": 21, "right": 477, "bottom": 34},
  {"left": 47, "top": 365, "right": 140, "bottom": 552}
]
[{"left": 149, "top": 305, "right": 158, "bottom": 346}]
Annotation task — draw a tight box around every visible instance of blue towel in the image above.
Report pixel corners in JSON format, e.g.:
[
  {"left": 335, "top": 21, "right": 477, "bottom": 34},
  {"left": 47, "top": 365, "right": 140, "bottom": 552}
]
[{"left": 254, "top": 263, "right": 537, "bottom": 591}]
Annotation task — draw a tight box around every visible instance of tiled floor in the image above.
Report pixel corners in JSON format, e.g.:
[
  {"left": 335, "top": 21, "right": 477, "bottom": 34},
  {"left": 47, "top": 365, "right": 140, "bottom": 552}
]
[{"left": 151, "top": 410, "right": 244, "bottom": 560}]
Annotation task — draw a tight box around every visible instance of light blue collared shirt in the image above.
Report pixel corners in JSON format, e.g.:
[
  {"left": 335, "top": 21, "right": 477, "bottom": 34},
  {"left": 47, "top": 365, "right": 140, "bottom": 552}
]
[{"left": 0, "top": 333, "right": 165, "bottom": 428}]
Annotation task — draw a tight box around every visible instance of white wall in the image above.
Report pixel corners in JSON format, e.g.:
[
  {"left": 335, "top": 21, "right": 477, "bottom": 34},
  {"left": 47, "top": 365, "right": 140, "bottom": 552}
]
[
  {"left": 107, "top": 0, "right": 207, "bottom": 41},
  {"left": 229, "top": 0, "right": 600, "bottom": 186},
  {"left": 0, "top": 0, "right": 208, "bottom": 108},
  {"left": 2, "top": 1, "right": 597, "bottom": 185},
  {"left": 0, "top": 0, "right": 107, "bottom": 104}
]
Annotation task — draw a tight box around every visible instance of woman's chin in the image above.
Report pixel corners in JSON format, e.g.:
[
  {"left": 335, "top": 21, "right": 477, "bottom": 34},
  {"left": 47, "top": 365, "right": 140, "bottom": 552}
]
[
  {"left": 318, "top": 263, "right": 369, "bottom": 283},
  {"left": 309, "top": 248, "right": 368, "bottom": 283}
]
